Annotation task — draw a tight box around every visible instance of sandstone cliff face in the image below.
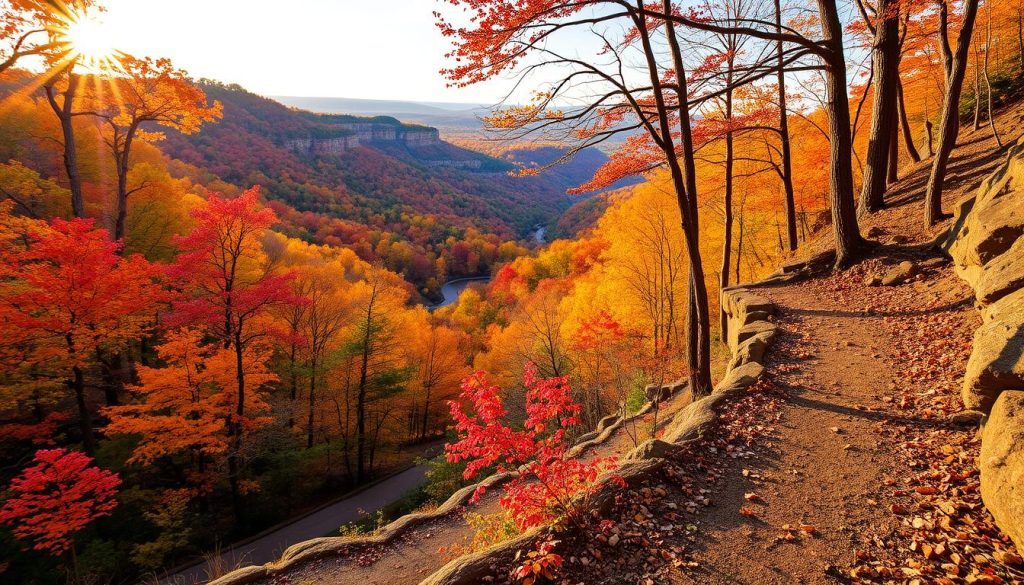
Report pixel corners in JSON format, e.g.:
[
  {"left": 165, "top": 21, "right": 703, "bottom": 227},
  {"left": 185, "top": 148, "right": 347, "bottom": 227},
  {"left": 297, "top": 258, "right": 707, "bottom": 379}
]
[
  {"left": 948, "top": 136, "right": 1024, "bottom": 551},
  {"left": 283, "top": 136, "right": 360, "bottom": 156},
  {"left": 284, "top": 123, "right": 441, "bottom": 156},
  {"left": 337, "top": 122, "right": 440, "bottom": 146}
]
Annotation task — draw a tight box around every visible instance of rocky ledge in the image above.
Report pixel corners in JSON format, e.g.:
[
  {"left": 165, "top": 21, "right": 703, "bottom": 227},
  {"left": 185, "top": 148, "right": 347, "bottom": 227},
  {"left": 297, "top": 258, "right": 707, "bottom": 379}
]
[{"left": 946, "top": 136, "right": 1024, "bottom": 550}]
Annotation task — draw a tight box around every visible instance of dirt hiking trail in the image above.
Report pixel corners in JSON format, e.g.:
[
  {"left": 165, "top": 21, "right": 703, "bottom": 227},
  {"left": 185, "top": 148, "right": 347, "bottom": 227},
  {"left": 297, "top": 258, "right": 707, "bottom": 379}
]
[{"left": 547, "top": 112, "right": 1024, "bottom": 584}]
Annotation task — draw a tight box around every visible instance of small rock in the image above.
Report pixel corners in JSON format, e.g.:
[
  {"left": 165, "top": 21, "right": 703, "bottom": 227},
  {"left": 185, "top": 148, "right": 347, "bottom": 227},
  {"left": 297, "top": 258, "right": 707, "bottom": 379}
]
[
  {"left": 881, "top": 261, "right": 918, "bottom": 286},
  {"left": 863, "top": 274, "right": 882, "bottom": 287},
  {"left": 948, "top": 410, "right": 985, "bottom": 427},
  {"left": 608, "top": 534, "right": 620, "bottom": 547}
]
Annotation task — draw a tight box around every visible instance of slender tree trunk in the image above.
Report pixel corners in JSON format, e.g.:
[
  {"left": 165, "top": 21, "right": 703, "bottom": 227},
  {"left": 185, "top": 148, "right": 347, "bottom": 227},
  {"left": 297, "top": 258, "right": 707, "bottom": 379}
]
[
  {"left": 972, "top": 42, "right": 983, "bottom": 130},
  {"left": 719, "top": 56, "right": 735, "bottom": 343},
  {"left": 925, "top": 118, "right": 935, "bottom": 157},
  {"left": 113, "top": 126, "right": 139, "bottom": 244},
  {"left": 44, "top": 71, "right": 85, "bottom": 219},
  {"left": 776, "top": 0, "right": 798, "bottom": 252},
  {"left": 819, "top": 0, "right": 866, "bottom": 268},
  {"left": 896, "top": 79, "right": 921, "bottom": 162},
  {"left": 228, "top": 329, "right": 246, "bottom": 523},
  {"left": 887, "top": 121, "right": 899, "bottom": 185},
  {"left": 859, "top": 0, "right": 901, "bottom": 213},
  {"left": 659, "top": 0, "right": 713, "bottom": 396},
  {"left": 925, "top": 0, "right": 981, "bottom": 225},
  {"left": 420, "top": 385, "right": 432, "bottom": 441},
  {"left": 734, "top": 212, "right": 744, "bottom": 282},
  {"left": 983, "top": 1, "right": 1003, "bottom": 147},
  {"left": 288, "top": 342, "right": 298, "bottom": 429},
  {"left": 65, "top": 333, "right": 96, "bottom": 455},
  {"left": 306, "top": 359, "right": 317, "bottom": 449},
  {"left": 1017, "top": 7, "right": 1024, "bottom": 70},
  {"left": 355, "top": 301, "right": 373, "bottom": 484},
  {"left": 939, "top": 0, "right": 954, "bottom": 84},
  {"left": 72, "top": 365, "right": 95, "bottom": 456}
]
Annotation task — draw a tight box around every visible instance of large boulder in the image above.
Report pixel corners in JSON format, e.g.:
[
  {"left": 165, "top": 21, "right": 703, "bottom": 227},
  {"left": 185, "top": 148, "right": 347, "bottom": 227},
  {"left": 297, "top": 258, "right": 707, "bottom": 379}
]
[
  {"left": 949, "top": 138, "right": 1024, "bottom": 289},
  {"left": 732, "top": 320, "right": 777, "bottom": 354},
  {"left": 962, "top": 288, "right": 1024, "bottom": 412},
  {"left": 727, "top": 330, "right": 774, "bottom": 372},
  {"left": 980, "top": 390, "right": 1024, "bottom": 551},
  {"left": 976, "top": 236, "right": 1024, "bottom": 305},
  {"left": 721, "top": 288, "right": 776, "bottom": 351}
]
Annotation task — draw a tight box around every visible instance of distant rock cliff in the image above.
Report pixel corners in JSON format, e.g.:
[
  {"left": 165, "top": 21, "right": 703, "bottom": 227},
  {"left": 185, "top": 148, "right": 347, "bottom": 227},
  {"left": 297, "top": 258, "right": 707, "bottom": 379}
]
[
  {"left": 283, "top": 136, "right": 360, "bottom": 156},
  {"left": 284, "top": 117, "right": 441, "bottom": 156}
]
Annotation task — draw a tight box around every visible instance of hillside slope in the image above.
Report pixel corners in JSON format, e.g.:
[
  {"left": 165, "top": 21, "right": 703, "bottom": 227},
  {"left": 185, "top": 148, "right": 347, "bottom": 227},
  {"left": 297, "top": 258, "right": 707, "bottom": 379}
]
[{"left": 158, "top": 83, "right": 636, "bottom": 295}]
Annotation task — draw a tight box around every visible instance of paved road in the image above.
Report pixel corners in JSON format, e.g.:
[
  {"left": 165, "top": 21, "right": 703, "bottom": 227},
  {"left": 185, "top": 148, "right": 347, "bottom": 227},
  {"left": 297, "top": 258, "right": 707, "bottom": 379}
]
[{"left": 162, "top": 464, "right": 430, "bottom": 584}]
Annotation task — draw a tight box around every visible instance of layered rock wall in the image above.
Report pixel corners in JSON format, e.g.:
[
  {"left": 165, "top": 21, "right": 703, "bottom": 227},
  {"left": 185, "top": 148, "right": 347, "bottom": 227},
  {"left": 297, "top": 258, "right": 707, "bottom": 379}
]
[
  {"left": 947, "top": 137, "right": 1024, "bottom": 550},
  {"left": 283, "top": 123, "right": 441, "bottom": 156}
]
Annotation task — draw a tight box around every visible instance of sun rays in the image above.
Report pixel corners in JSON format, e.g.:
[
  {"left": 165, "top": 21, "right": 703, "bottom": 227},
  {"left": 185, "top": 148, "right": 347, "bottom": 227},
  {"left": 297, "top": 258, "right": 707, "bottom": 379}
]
[
  {"left": 58, "top": 8, "right": 119, "bottom": 71},
  {"left": 0, "top": 3, "right": 127, "bottom": 118}
]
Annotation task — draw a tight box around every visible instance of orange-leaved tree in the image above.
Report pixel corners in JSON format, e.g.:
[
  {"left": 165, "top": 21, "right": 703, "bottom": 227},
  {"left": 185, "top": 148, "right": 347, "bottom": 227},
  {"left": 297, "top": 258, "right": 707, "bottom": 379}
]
[
  {"left": 84, "top": 55, "right": 222, "bottom": 243},
  {"left": 104, "top": 329, "right": 275, "bottom": 491}
]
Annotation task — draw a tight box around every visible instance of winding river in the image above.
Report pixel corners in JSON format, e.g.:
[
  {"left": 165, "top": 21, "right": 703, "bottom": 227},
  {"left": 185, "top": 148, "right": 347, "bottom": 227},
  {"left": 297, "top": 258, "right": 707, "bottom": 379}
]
[
  {"left": 429, "top": 276, "right": 492, "bottom": 310},
  {"left": 429, "top": 227, "right": 545, "bottom": 310}
]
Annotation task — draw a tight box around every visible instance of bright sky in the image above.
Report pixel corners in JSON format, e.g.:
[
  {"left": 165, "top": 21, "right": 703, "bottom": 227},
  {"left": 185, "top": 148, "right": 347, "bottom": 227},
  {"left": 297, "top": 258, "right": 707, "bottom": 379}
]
[{"left": 95, "top": 0, "right": 521, "bottom": 105}]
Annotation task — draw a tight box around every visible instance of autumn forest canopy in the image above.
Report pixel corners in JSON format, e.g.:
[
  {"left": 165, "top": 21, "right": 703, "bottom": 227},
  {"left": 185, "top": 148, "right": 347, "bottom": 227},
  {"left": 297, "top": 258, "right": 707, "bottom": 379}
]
[{"left": 0, "top": 0, "right": 1022, "bottom": 583}]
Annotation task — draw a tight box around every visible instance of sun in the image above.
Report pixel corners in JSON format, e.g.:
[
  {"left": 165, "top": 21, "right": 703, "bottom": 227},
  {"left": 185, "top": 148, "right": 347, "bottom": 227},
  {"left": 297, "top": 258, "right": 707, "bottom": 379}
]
[{"left": 59, "top": 10, "right": 119, "bottom": 70}]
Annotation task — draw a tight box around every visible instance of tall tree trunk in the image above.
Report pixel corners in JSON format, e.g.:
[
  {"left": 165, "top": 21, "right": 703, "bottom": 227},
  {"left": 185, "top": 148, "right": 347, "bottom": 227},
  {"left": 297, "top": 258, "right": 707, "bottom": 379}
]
[
  {"left": 71, "top": 365, "right": 95, "bottom": 456},
  {"left": 44, "top": 71, "right": 85, "bottom": 219},
  {"left": 818, "top": 0, "right": 866, "bottom": 267},
  {"left": 306, "top": 359, "right": 317, "bottom": 449},
  {"left": 355, "top": 297, "right": 374, "bottom": 484},
  {"left": 983, "top": 1, "right": 1003, "bottom": 147},
  {"left": 859, "top": 0, "right": 901, "bottom": 213},
  {"left": 939, "top": 0, "right": 954, "bottom": 84},
  {"left": 65, "top": 333, "right": 96, "bottom": 455},
  {"left": 776, "top": 0, "right": 798, "bottom": 252},
  {"left": 112, "top": 126, "right": 138, "bottom": 244},
  {"left": 972, "top": 42, "right": 983, "bottom": 130},
  {"left": 420, "top": 385, "right": 432, "bottom": 441},
  {"left": 288, "top": 342, "right": 298, "bottom": 429},
  {"left": 887, "top": 121, "right": 899, "bottom": 185},
  {"left": 228, "top": 329, "right": 246, "bottom": 523},
  {"left": 925, "top": 0, "right": 981, "bottom": 225},
  {"left": 719, "top": 55, "right": 735, "bottom": 343},
  {"left": 1017, "top": 6, "right": 1024, "bottom": 70},
  {"left": 734, "top": 212, "right": 744, "bottom": 282},
  {"left": 896, "top": 79, "right": 922, "bottom": 162},
  {"left": 659, "top": 0, "right": 713, "bottom": 396}
]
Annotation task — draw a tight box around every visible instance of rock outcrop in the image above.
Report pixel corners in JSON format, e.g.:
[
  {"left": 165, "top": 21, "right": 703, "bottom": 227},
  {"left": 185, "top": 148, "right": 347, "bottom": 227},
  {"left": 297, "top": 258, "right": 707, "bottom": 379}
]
[
  {"left": 720, "top": 287, "right": 776, "bottom": 353},
  {"left": 283, "top": 135, "right": 359, "bottom": 156},
  {"left": 980, "top": 391, "right": 1024, "bottom": 551},
  {"left": 283, "top": 122, "right": 441, "bottom": 156},
  {"left": 947, "top": 136, "right": 1024, "bottom": 550}
]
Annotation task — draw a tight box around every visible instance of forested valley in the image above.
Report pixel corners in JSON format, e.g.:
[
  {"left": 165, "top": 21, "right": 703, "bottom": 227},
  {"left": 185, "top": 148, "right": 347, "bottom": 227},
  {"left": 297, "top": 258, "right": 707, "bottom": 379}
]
[{"left": 2, "top": 0, "right": 1024, "bottom": 584}]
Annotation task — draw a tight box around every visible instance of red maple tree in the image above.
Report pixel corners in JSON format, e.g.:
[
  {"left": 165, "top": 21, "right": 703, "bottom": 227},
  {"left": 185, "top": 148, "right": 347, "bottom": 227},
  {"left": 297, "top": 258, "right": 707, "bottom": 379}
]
[
  {"left": 0, "top": 448, "right": 121, "bottom": 556},
  {"left": 446, "top": 363, "right": 620, "bottom": 530}
]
